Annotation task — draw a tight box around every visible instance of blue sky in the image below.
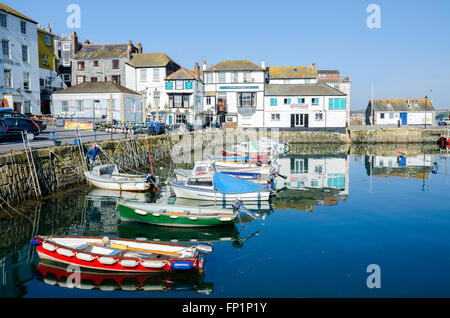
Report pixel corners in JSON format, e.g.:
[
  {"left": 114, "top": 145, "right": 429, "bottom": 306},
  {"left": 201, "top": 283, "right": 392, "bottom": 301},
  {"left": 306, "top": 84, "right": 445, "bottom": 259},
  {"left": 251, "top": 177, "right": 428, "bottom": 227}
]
[{"left": 5, "top": 0, "right": 450, "bottom": 110}]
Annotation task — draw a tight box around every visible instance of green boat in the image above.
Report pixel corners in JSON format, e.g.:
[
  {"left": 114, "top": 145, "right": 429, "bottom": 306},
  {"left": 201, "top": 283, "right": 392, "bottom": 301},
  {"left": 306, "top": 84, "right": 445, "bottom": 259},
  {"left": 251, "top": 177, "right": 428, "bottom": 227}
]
[{"left": 118, "top": 200, "right": 256, "bottom": 227}]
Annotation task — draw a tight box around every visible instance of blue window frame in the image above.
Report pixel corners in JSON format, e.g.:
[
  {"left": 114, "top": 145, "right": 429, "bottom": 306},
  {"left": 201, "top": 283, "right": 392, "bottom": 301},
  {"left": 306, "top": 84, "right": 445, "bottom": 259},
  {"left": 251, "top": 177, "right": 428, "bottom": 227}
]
[
  {"left": 165, "top": 81, "right": 173, "bottom": 90},
  {"left": 329, "top": 98, "right": 346, "bottom": 110},
  {"left": 185, "top": 81, "right": 193, "bottom": 89},
  {"left": 312, "top": 98, "right": 319, "bottom": 105},
  {"left": 270, "top": 98, "right": 277, "bottom": 106}
]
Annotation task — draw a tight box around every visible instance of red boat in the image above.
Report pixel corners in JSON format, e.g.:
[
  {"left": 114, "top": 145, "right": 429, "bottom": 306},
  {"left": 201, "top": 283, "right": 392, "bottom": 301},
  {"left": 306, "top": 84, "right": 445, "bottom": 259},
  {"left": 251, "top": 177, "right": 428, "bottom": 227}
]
[
  {"left": 31, "top": 236, "right": 212, "bottom": 273},
  {"left": 34, "top": 260, "right": 213, "bottom": 294},
  {"left": 221, "top": 150, "right": 272, "bottom": 163}
]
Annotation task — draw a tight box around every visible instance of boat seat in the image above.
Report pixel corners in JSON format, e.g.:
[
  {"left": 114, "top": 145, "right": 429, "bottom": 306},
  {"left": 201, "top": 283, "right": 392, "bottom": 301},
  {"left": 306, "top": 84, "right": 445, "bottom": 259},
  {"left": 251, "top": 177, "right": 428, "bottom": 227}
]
[{"left": 76, "top": 244, "right": 90, "bottom": 251}]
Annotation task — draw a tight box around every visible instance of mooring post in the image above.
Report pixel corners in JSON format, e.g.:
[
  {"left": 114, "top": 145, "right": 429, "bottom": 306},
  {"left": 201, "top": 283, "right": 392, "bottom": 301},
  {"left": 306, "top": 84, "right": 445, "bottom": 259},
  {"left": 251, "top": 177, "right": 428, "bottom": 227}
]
[{"left": 50, "top": 129, "right": 56, "bottom": 145}]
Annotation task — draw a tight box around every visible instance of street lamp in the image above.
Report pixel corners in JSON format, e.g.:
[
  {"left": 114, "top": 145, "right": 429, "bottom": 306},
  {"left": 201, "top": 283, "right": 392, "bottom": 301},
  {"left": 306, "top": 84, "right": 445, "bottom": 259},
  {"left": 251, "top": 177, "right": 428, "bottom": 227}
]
[{"left": 425, "top": 89, "right": 432, "bottom": 129}]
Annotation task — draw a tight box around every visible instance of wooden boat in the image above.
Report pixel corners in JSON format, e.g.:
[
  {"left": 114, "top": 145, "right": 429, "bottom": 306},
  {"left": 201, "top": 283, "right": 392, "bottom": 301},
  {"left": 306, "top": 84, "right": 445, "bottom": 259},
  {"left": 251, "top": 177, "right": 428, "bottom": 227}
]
[
  {"left": 35, "top": 260, "right": 213, "bottom": 294},
  {"left": 84, "top": 164, "right": 159, "bottom": 192},
  {"left": 169, "top": 171, "right": 273, "bottom": 201},
  {"left": 31, "top": 235, "right": 211, "bottom": 273},
  {"left": 118, "top": 199, "right": 256, "bottom": 227}
]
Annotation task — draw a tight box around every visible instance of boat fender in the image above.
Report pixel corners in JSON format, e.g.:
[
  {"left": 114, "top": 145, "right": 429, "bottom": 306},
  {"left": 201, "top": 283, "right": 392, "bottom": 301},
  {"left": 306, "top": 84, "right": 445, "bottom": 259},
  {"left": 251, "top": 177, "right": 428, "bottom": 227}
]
[
  {"left": 135, "top": 209, "right": 148, "bottom": 216},
  {"left": 189, "top": 217, "right": 198, "bottom": 221},
  {"left": 43, "top": 242, "right": 57, "bottom": 252},
  {"left": 76, "top": 253, "right": 95, "bottom": 262},
  {"left": 171, "top": 261, "right": 194, "bottom": 271},
  {"left": 141, "top": 260, "right": 167, "bottom": 269},
  {"left": 57, "top": 248, "right": 75, "bottom": 258},
  {"left": 170, "top": 215, "right": 178, "bottom": 219},
  {"left": 152, "top": 213, "right": 160, "bottom": 217},
  {"left": 120, "top": 259, "right": 139, "bottom": 268},
  {"left": 30, "top": 238, "right": 42, "bottom": 246},
  {"left": 99, "top": 256, "right": 117, "bottom": 265},
  {"left": 219, "top": 217, "right": 232, "bottom": 222},
  {"left": 196, "top": 243, "right": 213, "bottom": 254}
]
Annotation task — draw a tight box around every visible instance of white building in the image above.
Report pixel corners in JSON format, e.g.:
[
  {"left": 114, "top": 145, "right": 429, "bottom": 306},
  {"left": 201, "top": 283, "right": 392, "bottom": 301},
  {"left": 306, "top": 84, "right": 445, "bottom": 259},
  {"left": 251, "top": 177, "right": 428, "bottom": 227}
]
[
  {"left": 318, "top": 70, "right": 351, "bottom": 126},
  {"left": 125, "top": 52, "right": 180, "bottom": 122},
  {"left": 202, "top": 60, "right": 266, "bottom": 128},
  {"left": 0, "top": 3, "right": 40, "bottom": 114},
  {"left": 164, "top": 65, "right": 204, "bottom": 128},
  {"left": 52, "top": 81, "right": 143, "bottom": 122},
  {"left": 264, "top": 83, "right": 348, "bottom": 130},
  {"left": 365, "top": 99, "right": 435, "bottom": 126}
]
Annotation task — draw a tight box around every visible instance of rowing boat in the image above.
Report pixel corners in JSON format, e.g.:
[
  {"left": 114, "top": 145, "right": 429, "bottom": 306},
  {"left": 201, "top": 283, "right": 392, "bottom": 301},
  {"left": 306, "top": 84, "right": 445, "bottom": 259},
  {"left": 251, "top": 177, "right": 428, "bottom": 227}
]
[
  {"left": 118, "top": 199, "right": 256, "bottom": 227},
  {"left": 31, "top": 235, "right": 211, "bottom": 273}
]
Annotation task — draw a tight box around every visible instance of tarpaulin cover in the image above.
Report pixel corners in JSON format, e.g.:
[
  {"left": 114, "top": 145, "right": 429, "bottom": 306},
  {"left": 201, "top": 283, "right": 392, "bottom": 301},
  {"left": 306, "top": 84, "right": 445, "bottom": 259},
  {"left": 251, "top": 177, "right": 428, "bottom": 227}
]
[{"left": 213, "top": 172, "right": 267, "bottom": 194}]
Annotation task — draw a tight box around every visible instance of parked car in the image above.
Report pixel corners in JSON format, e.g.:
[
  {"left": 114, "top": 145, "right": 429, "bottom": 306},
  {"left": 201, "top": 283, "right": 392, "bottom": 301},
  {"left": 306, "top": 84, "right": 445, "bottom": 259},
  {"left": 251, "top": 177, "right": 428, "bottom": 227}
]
[
  {"left": 0, "top": 108, "right": 46, "bottom": 131},
  {"left": 0, "top": 119, "right": 10, "bottom": 140},
  {"left": 438, "top": 118, "right": 450, "bottom": 126},
  {"left": 0, "top": 112, "right": 40, "bottom": 140}
]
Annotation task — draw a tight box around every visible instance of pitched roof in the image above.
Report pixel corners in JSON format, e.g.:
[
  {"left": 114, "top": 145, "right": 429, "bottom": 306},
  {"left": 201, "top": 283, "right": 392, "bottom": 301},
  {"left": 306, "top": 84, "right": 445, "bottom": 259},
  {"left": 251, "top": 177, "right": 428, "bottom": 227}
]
[
  {"left": 53, "top": 81, "right": 140, "bottom": 95},
  {"left": 74, "top": 43, "right": 129, "bottom": 59},
  {"left": 204, "top": 60, "right": 264, "bottom": 72},
  {"left": 166, "top": 67, "right": 202, "bottom": 81},
  {"left": 265, "top": 84, "right": 346, "bottom": 96},
  {"left": 127, "top": 53, "right": 177, "bottom": 68},
  {"left": 0, "top": 3, "right": 37, "bottom": 24},
  {"left": 369, "top": 99, "right": 435, "bottom": 112},
  {"left": 268, "top": 65, "right": 317, "bottom": 79},
  {"left": 318, "top": 70, "right": 339, "bottom": 74}
]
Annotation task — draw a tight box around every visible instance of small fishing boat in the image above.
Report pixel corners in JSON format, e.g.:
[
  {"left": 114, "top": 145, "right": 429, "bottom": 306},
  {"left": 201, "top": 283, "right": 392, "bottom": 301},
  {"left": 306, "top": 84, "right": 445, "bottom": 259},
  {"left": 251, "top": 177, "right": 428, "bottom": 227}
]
[
  {"left": 221, "top": 150, "right": 273, "bottom": 163},
  {"left": 31, "top": 235, "right": 211, "bottom": 273},
  {"left": 205, "top": 155, "right": 278, "bottom": 175},
  {"left": 169, "top": 171, "right": 273, "bottom": 201},
  {"left": 118, "top": 199, "right": 256, "bottom": 227},
  {"left": 84, "top": 164, "right": 159, "bottom": 192}
]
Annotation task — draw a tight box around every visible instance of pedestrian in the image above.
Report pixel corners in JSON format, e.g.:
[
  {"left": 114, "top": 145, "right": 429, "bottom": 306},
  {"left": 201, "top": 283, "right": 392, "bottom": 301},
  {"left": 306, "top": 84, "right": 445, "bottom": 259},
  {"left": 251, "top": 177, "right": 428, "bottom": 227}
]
[{"left": 85, "top": 143, "right": 100, "bottom": 169}]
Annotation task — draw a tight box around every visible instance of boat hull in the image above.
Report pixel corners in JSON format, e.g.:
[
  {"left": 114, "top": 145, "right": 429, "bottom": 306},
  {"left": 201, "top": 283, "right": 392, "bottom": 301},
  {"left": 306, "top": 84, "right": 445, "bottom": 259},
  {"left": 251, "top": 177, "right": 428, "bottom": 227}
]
[
  {"left": 84, "top": 172, "right": 151, "bottom": 192},
  {"left": 118, "top": 202, "right": 238, "bottom": 227}
]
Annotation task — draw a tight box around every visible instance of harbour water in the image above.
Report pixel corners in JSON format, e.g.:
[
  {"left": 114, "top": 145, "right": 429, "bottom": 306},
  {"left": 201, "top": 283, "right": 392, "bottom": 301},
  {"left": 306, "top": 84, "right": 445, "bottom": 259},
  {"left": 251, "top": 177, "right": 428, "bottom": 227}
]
[{"left": 1, "top": 146, "right": 449, "bottom": 298}]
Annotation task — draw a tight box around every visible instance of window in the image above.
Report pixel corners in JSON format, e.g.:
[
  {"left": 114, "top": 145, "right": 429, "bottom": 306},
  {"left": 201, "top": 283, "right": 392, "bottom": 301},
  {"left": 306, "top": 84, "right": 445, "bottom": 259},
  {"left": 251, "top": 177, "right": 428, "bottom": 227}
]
[
  {"left": 206, "top": 97, "right": 211, "bottom": 105},
  {"left": 175, "top": 80, "right": 183, "bottom": 90},
  {"left": 328, "top": 98, "right": 346, "bottom": 110},
  {"left": 284, "top": 98, "right": 291, "bottom": 105},
  {"left": 4, "top": 69, "right": 11, "bottom": 88},
  {"left": 22, "top": 45, "right": 28, "bottom": 63},
  {"left": 76, "top": 100, "right": 84, "bottom": 112},
  {"left": 205, "top": 73, "right": 213, "bottom": 83},
  {"left": 174, "top": 95, "right": 182, "bottom": 107},
  {"left": 93, "top": 60, "right": 99, "bottom": 67},
  {"left": 165, "top": 81, "right": 173, "bottom": 90},
  {"left": 218, "top": 72, "right": 226, "bottom": 83},
  {"left": 61, "top": 100, "right": 69, "bottom": 113},
  {"left": 2, "top": 39, "right": 9, "bottom": 58},
  {"left": 140, "top": 69, "right": 147, "bottom": 82},
  {"left": 76, "top": 76, "right": 85, "bottom": 84},
  {"left": 24, "top": 101, "right": 31, "bottom": 113},
  {"left": 184, "top": 81, "right": 193, "bottom": 89},
  {"left": 175, "top": 114, "right": 187, "bottom": 124},
  {"left": 238, "top": 92, "right": 256, "bottom": 107},
  {"left": 243, "top": 72, "right": 251, "bottom": 82},
  {"left": 315, "top": 113, "right": 323, "bottom": 121},
  {"left": 112, "top": 75, "right": 120, "bottom": 84},
  {"left": 232, "top": 72, "right": 239, "bottom": 83},
  {"left": 41, "top": 54, "right": 49, "bottom": 65},
  {"left": 77, "top": 61, "right": 85, "bottom": 71},
  {"left": 112, "top": 59, "right": 120, "bottom": 69},
  {"left": 63, "top": 58, "right": 70, "bottom": 66},
  {"left": 183, "top": 95, "right": 189, "bottom": 107},
  {"left": 270, "top": 98, "right": 277, "bottom": 106},
  {"left": 297, "top": 98, "right": 305, "bottom": 104},
  {"left": 271, "top": 113, "right": 280, "bottom": 121},
  {"left": 45, "top": 35, "right": 51, "bottom": 46},
  {"left": 389, "top": 113, "right": 394, "bottom": 119},
  {"left": 153, "top": 68, "right": 159, "bottom": 82},
  {"left": 380, "top": 113, "right": 385, "bottom": 119},
  {"left": 62, "top": 43, "right": 70, "bottom": 51},
  {"left": 312, "top": 98, "right": 319, "bottom": 105},
  {"left": 90, "top": 77, "right": 97, "bottom": 82},
  {"left": 20, "top": 21, "right": 26, "bottom": 34},
  {"left": 62, "top": 74, "right": 70, "bottom": 82},
  {"left": 0, "top": 13, "right": 6, "bottom": 28},
  {"left": 23, "top": 72, "right": 30, "bottom": 90}
]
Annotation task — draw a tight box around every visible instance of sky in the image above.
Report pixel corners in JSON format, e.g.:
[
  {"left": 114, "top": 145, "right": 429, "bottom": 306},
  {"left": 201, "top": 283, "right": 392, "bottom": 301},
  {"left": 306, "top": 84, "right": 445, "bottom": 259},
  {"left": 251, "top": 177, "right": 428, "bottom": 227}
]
[{"left": 4, "top": 0, "right": 450, "bottom": 110}]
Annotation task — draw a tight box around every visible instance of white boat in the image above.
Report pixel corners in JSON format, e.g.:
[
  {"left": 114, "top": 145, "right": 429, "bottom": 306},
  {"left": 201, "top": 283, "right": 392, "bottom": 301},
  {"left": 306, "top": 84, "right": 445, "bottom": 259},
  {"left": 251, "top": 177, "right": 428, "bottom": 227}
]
[
  {"left": 84, "top": 164, "right": 159, "bottom": 192},
  {"left": 205, "top": 156, "right": 279, "bottom": 175},
  {"left": 169, "top": 171, "right": 273, "bottom": 201},
  {"left": 233, "top": 138, "right": 289, "bottom": 154}
]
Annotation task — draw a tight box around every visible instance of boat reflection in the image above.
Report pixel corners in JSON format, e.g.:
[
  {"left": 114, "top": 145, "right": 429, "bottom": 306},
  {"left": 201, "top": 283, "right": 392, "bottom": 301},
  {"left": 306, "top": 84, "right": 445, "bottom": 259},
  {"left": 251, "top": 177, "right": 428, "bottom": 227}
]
[{"left": 33, "top": 260, "right": 213, "bottom": 294}]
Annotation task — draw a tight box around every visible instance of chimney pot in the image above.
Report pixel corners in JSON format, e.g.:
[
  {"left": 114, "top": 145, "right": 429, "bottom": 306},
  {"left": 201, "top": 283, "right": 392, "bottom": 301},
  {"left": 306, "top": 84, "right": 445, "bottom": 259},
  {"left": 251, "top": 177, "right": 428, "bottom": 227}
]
[{"left": 261, "top": 61, "right": 266, "bottom": 69}]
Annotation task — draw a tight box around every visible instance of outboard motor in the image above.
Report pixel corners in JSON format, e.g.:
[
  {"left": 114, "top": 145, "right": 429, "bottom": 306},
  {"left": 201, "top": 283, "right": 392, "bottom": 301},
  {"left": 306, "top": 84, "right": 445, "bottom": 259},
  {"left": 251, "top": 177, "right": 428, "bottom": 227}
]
[
  {"left": 145, "top": 173, "right": 159, "bottom": 191},
  {"left": 232, "top": 200, "right": 257, "bottom": 220},
  {"left": 256, "top": 160, "right": 262, "bottom": 167}
]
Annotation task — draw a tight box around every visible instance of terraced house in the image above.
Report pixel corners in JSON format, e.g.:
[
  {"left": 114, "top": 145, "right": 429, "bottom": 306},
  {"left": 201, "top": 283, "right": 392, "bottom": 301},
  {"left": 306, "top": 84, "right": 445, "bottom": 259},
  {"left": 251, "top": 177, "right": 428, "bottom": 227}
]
[
  {"left": 71, "top": 33, "right": 140, "bottom": 86},
  {"left": 202, "top": 60, "right": 266, "bottom": 128},
  {"left": 0, "top": 3, "right": 40, "bottom": 114}
]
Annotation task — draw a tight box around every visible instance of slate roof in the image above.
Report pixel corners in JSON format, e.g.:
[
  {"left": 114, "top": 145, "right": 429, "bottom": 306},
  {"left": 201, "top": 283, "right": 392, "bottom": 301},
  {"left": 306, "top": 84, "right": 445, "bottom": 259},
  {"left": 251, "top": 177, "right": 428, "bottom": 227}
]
[
  {"left": 204, "top": 60, "right": 264, "bottom": 72},
  {"left": 74, "top": 44, "right": 129, "bottom": 60},
  {"left": 166, "top": 67, "right": 202, "bottom": 81},
  {"left": 265, "top": 84, "right": 346, "bottom": 96},
  {"left": 318, "top": 70, "right": 339, "bottom": 74},
  {"left": 53, "top": 81, "right": 140, "bottom": 95},
  {"left": 369, "top": 99, "right": 435, "bottom": 112},
  {"left": 268, "top": 65, "right": 317, "bottom": 79},
  {"left": 127, "top": 53, "right": 177, "bottom": 68},
  {"left": 0, "top": 3, "right": 37, "bottom": 24}
]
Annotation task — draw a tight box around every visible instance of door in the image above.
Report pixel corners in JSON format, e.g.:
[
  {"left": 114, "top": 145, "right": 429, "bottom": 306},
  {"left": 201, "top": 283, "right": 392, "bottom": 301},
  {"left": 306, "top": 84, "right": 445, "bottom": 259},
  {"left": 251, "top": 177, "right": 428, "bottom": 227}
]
[
  {"left": 304, "top": 114, "right": 309, "bottom": 128},
  {"left": 291, "top": 114, "right": 308, "bottom": 128},
  {"left": 290, "top": 114, "right": 295, "bottom": 128},
  {"left": 13, "top": 102, "right": 22, "bottom": 113},
  {"left": 400, "top": 113, "right": 407, "bottom": 125}
]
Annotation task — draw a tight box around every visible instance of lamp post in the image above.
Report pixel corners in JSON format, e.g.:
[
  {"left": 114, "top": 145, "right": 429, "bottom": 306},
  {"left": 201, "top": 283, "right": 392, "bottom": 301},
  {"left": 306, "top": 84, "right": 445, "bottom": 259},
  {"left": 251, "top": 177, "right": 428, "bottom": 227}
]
[{"left": 424, "top": 89, "right": 432, "bottom": 129}]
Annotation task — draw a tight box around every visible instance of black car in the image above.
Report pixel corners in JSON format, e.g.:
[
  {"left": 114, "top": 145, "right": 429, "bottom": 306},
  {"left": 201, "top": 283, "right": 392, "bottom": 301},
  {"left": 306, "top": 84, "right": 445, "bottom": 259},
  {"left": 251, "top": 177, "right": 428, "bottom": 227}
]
[
  {"left": 0, "top": 112, "right": 40, "bottom": 140},
  {"left": 0, "top": 109, "right": 46, "bottom": 131},
  {"left": 0, "top": 119, "right": 9, "bottom": 140}
]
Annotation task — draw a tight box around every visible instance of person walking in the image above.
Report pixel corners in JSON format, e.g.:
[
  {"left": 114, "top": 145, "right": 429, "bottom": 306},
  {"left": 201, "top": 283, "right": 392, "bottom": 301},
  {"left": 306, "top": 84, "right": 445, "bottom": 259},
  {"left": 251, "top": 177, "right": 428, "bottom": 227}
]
[{"left": 85, "top": 143, "right": 100, "bottom": 169}]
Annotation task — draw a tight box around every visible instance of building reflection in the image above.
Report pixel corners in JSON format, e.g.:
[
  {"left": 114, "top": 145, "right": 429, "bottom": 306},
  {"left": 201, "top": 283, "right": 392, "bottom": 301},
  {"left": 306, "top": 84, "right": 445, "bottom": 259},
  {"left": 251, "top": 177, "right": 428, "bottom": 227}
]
[
  {"left": 273, "top": 153, "right": 349, "bottom": 211},
  {"left": 365, "top": 154, "right": 436, "bottom": 180}
]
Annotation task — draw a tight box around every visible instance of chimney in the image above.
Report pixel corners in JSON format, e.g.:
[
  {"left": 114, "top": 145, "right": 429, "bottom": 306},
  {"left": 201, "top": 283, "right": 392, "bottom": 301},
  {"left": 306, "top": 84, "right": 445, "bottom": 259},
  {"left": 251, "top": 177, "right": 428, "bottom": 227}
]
[
  {"left": 195, "top": 62, "right": 200, "bottom": 79},
  {"left": 261, "top": 61, "right": 266, "bottom": 69},
  {"left": 84, "top": 39, "right": 90, "bottom": 44},
  {"left": 127, "top": 40, "right": 133, "bottom": 61},
  {"left": 312, "top": 62, "right": 316, "bottom": 68},
  {"left": 72, "top": 31, "right": 79, "bottom": 56},
  {"left": 137, "top": 43, "right": 142, "bottom": 53},
  {"left": 47, "top": 23, "right": 52, "bottom": 33},
  {"left": 202, "top": 60, "right": 207, "bottom": 70}
]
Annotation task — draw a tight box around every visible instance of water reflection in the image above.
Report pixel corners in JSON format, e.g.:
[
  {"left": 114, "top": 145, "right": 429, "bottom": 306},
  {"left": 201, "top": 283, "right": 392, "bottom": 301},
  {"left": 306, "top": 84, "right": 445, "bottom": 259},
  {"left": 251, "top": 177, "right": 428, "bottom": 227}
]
[{"left": 365, "top": 154, "right": 436, "bottom": 180}]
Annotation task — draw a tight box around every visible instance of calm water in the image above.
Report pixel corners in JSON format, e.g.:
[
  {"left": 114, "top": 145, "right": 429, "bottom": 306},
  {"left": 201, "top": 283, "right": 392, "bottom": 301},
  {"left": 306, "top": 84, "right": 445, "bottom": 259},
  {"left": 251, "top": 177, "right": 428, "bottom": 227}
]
[{"left": 1, "top": 146, "right": 450, "bottom": 298}]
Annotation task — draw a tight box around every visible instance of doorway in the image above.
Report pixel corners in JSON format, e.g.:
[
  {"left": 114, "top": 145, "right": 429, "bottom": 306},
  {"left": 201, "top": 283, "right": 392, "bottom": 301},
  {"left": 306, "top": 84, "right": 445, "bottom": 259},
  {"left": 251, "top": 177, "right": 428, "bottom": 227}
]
[{"left": 290, "top": 114, "right": 309, "bottom": 128}]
